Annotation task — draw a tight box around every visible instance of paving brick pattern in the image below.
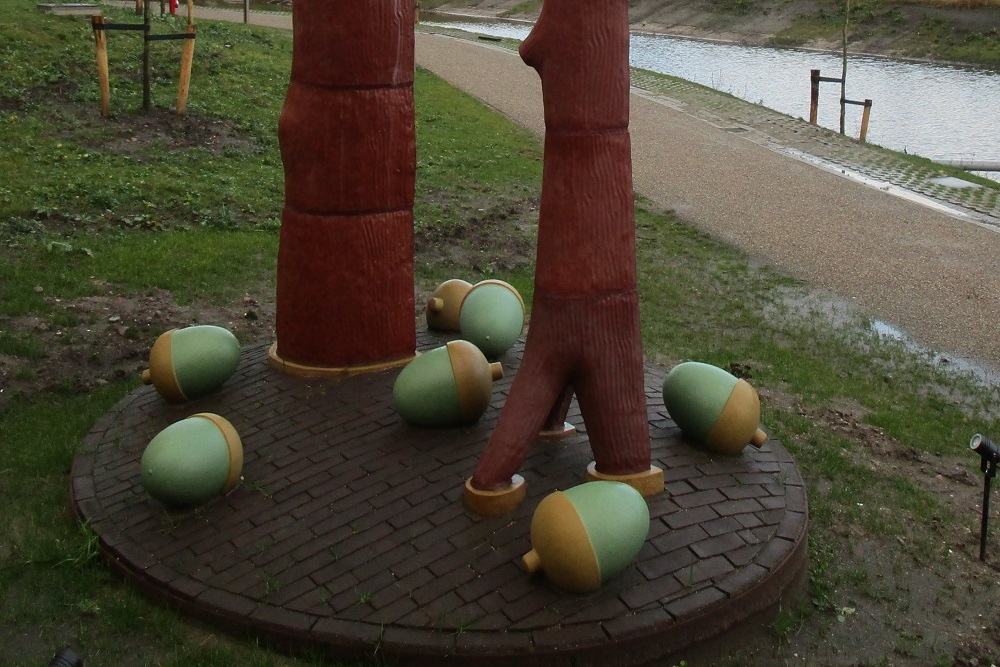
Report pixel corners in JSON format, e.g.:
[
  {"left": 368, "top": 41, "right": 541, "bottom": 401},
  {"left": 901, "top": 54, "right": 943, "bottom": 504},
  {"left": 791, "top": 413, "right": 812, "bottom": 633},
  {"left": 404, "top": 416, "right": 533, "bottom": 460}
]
[{"left": 71, "top": 330, "right": 808, "bottom": 665}]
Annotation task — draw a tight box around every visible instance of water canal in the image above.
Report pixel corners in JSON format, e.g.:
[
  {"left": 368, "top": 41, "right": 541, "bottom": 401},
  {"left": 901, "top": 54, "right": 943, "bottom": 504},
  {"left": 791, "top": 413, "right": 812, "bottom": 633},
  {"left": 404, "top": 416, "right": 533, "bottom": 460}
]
[{"left": 419, "top": 13, "right": 1000, "bottom": 182}]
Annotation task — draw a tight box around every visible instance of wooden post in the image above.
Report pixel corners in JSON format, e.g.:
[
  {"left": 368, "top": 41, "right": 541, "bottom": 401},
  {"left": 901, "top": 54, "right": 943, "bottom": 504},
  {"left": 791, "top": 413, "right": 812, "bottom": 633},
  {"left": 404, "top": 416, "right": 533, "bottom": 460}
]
[
  {"left": 176, "top": 24, "right": 196, "bottom": 114},
  {"left": 809, "top": 69, "right": 819, "bottom": 125},
  {"left": 142, "top": 0, "right": 150, "bottom": 112},
  {"left": 243, "top": 0, "right": 249, "bottom": 23},
  {"left": 135, "top": 0, "right": 142, "bottom": 15},
  {"left": 859, "top": 98, "right": 872, "bottom": 143},
  {"left": 92, "top": 15, "right": 110, "bottom": 117},
  {"left": 840, "top": 0, "right": 850, "bottom": 135},
  {"left": 414, "top": 1, "right": 420, "bottom": 23},
  {"left": 186, "top": 0, "right": 193, "bottom": 25}
]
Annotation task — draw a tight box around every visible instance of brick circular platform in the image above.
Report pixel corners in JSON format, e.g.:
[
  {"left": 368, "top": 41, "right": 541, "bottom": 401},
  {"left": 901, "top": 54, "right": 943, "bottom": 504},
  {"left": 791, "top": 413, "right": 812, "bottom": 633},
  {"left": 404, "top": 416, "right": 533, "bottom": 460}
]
[{"left": 70, "top": 330, "right": 807, "bottom": 665}]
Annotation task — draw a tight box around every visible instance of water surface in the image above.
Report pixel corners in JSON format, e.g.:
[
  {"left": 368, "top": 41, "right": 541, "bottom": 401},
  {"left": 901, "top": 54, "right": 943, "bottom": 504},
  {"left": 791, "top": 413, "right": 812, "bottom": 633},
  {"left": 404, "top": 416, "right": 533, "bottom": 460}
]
[{"left": 423, "top": 14, "right": 1000, "bottom": 181}]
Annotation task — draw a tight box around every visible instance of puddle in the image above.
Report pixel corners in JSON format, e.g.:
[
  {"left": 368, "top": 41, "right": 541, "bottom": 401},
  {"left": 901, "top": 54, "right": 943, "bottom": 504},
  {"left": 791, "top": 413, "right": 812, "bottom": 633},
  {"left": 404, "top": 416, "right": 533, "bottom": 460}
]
[
  {"left": 767, "top": 284, "right": 1000, "bottom": 394},
  {"left": 870, "top": 318, "right": 1000, "bottom": 388}
]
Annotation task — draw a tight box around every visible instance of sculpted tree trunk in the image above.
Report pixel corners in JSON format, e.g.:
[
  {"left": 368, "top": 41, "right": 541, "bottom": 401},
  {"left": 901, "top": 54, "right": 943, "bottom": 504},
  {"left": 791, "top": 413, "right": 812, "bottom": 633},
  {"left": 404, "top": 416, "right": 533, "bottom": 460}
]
[
  {"left": 271, "top": 1, "right": 416, "bottom": 372},
  {"left": 464, "top": 0, "right": 662, "bottom": 515}
]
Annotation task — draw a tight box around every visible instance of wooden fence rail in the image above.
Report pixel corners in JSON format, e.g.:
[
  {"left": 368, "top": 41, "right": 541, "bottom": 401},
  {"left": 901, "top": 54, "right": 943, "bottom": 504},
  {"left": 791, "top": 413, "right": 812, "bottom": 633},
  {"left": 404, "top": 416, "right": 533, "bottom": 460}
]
[{"left": 809, "top": 68, "right": 873, "bottom": 143}]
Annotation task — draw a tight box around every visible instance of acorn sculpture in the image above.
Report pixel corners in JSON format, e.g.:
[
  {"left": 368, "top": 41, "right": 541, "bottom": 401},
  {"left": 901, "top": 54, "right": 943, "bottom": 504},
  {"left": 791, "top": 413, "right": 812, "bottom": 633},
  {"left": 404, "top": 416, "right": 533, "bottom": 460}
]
[
  {"left": 459, "top": 279, "right": 526, "bottom": 358},
  {"left": 140, "top": 413, "right": 243, "bottom": 507},
  {"left": 141, "top": 325, "right": 241, "bottom": 403},
  {"left": 522, "top": 481, "right": 649, "bottom": 593},
  {"left": 426, "top": 279, "right": 472, "bottom": 331},
  {"left": 662, "top": 361, "right": 768, "bottom": 455},
  {"left": 393, "top": 340, "right": 504, "bottom": 427}
]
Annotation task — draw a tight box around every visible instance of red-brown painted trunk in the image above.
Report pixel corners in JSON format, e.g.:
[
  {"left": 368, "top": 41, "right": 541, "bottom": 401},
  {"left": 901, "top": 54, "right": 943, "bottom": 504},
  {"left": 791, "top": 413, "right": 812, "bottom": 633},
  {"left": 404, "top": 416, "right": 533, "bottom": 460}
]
[
  {"left": 275, "top": 1, "right": 416, "bottom": 368},
  {"left": 471, "top": 0, "right": 652, "bottom": 491}
]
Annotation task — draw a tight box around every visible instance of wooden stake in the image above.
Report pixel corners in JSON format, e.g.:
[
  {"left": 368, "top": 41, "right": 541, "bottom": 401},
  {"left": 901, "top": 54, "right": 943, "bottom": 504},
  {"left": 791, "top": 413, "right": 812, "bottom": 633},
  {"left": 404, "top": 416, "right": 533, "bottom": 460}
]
[
  {"left": 135, "top": 0, "right": 142, "bottom": 15},
  {"left": 176, "top": 24, "right": 196, "bottom": 114},
  {"left": 809, "top": 69, "right": 819, "bottom": 125},
  {"left": 859, "top": 99, "right": 872, "bottom": 143},
  {"left": 142, "top": 0, "right": 150, "bottom": 112},
  {"left": 840, "top": 0, "right": 850, "bottom": 135},
  {"left": 187, "top": 0, "right": 193, "bottom": 25},
  {"left": 92, "top": 15, "right": 110, "bottom": 117}
]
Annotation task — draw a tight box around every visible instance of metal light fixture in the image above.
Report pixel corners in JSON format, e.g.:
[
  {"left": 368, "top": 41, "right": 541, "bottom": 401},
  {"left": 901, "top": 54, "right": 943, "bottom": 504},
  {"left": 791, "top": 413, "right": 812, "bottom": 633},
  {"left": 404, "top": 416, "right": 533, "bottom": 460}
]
[
  {"left": 971, "top": 434, "right": 1000, "bottom": 561},
  {"left": 48, "top": 647, "right": 83, "bottom": 667}
]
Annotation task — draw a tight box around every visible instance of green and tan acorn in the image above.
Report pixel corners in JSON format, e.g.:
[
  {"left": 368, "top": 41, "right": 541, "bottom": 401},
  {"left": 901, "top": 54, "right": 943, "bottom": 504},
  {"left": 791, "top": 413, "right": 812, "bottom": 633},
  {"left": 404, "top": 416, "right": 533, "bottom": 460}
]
[
  {"left": 141, "top": 325, "right": 241, "bottom": 403},
  {"left": 140, "top": 413, "right": 243, "bottom": 507},
  {"left": 426, "top": 279, "right": 473, "bottom": 331},
  {"left": 393, "top": 340, "right": 504, "bottom": 427},
  {"left": 522, "top": 481, "right": 650, "bottom": 594},
  {"left": 662, "top": 361, "right": 767, "bottom": 455},
  {"left": 459, "top": 279, "right": 525, "bottom": 358}
]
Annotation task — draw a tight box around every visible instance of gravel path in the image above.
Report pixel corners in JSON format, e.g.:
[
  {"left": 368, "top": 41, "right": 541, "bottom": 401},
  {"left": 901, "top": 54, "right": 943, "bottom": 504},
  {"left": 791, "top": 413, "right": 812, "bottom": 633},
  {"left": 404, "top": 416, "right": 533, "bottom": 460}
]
[{"left": 136, "top": 5, "right": 1000, "bottom": 375}]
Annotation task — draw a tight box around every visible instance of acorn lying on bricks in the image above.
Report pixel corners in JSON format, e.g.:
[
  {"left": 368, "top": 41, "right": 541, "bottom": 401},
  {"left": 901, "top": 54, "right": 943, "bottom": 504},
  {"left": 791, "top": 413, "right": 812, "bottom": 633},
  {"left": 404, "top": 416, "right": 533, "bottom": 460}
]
[
  {"left": 426, "top": 279, "right": 472, "bottom": 331},
  {"left": 141, "top": 325, "right": 241, "bottom": 403},
  {"left": 393, "top": 340, "right": 504, "bottom": 427},
  {"left": 140, "top": 413, "right": 243, "bottom": 507},
  {"left": 521, "top": 481, "right": 649, "bottom": 594},
  {"left": 662, "top": 361, "right": 768, "bottom": 455},
  {"left": 459, "top": 279, "right": 526, "bottom": 358}
]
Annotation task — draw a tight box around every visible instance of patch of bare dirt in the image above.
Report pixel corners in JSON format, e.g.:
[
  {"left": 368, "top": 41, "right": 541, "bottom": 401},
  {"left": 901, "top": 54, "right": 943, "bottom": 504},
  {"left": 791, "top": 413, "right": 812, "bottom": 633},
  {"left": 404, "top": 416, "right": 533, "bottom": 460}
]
[
  {"left": 97, "top": 107, "right": 259, "bottom": 159},
  {"left": 414, "top": 196, "right": 538, "bottom": 274},
  {"left": 0, "top": 288, "right": 274, "bottom": 415},
  {"left": 752, "top": 385, "right": 1000, "bottom": 666}
]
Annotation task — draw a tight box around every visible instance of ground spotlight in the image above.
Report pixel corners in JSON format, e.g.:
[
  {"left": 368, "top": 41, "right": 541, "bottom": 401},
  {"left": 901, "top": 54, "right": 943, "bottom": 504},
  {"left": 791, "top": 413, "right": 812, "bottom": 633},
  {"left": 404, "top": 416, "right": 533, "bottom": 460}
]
[
  {"left": 48, "top": 646, "right": 83, "bottom": 667},
  {"left": 971, "top": 434, "right": 999, "bottom": 562},
  {"left": 971, "top": 433, "right": 1000, "bottom": 467}
]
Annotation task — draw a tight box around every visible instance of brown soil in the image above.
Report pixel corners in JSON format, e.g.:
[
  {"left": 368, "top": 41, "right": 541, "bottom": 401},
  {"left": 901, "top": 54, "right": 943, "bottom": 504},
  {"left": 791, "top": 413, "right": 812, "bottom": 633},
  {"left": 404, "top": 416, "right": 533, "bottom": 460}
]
[{"left": 756, "top": 386, "right": 1000, "bottom": 666}]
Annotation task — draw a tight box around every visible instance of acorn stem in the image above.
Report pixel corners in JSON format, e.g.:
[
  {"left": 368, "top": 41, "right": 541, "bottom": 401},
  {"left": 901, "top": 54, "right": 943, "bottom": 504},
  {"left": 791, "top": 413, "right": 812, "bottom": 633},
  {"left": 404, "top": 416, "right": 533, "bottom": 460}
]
[
  {"left": 490, "top": 362, "right": 504, "bottom": 381},
  {"left": 751, "top": 428, "right": 768, "bottom": 448},
  {"left": 521, "top": 548, "right": 542, "bottom": 574},
  {"left": 427, "top": 296, "right": 444, "bottom": 313},
  {"left": 141, "top": 369, "right": 152, "bottom": 385}
]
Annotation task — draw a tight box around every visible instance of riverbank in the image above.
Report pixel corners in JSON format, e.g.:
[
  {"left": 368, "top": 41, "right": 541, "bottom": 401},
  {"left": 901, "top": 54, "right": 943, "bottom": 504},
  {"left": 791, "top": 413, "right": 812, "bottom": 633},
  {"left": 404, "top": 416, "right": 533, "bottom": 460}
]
[{"left": 424, "top": 0, "right": 1000, "bottom": 67}]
